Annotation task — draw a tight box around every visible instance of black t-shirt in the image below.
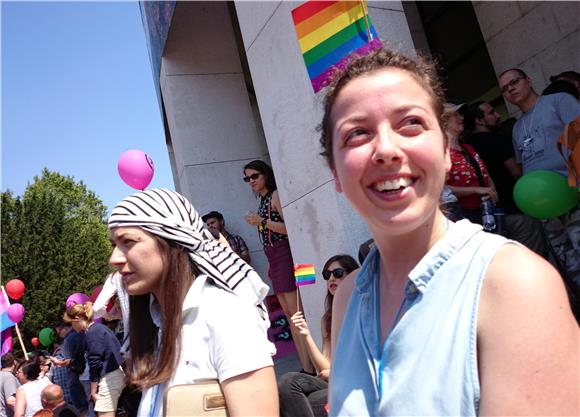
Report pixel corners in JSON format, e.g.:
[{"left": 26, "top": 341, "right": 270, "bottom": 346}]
[{"left": 464, "top": 131, "right": 520, "bottom": 214}]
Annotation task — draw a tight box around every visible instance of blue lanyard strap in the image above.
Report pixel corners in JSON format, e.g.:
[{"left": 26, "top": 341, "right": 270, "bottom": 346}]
[
  {"left": 148, "top": 384, "right": 160, "bottom": 417},
  {"left": 376, "top": 285, "right": 408, "bottom": 401}
]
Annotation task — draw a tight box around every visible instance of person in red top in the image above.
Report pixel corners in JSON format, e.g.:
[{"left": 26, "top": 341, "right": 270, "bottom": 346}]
[{"left": 444, "top": 104, "right": 498, "bottom": 224}]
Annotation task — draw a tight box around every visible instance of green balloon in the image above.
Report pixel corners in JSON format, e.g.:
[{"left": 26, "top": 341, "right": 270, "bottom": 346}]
[
  {"left": 39, "top": 327, "right": 55, "bottom": 347},
  {"left": 513, "top": 170, "right": 578, "bottom": 219}
]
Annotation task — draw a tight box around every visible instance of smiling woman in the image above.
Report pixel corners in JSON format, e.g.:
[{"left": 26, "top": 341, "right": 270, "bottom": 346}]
[{"left": 320, "top": 47, "right": 578, "bottom": 416}]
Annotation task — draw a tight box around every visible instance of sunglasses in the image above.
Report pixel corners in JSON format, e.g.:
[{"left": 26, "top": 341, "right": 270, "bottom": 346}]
[
  {"left": 243, "top": 173, "right": 261, "bottom": 183},
  {"left": 323, "top": 268, "right": 347, "bottom": 280}
]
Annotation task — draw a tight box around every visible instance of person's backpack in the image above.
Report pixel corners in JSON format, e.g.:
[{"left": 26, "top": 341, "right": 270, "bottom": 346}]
[{"left": 557, "top": 116, "right": 580, "bottom": 188}]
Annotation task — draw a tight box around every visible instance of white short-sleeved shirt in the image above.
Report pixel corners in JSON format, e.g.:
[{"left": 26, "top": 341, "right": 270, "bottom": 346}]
[{"left": 139, "top": 275, "right": 275, "bottom": 417}]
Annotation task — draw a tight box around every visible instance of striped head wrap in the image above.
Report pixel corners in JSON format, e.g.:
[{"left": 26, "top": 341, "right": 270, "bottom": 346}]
[{"left": 108, "top": 188, "right": 269, "bottom": 323}]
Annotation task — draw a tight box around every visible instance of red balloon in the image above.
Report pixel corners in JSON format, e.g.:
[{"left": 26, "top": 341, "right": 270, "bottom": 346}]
[
  {"left": 5, "top": 279, "right": 25, "bottom": 300},
  {"left": 31, "top": 337, "right": 39, "bottom": 347}
]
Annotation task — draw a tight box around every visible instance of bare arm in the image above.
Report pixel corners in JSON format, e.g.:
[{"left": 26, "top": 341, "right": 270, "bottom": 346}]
[
  {"left": 267, "top": 191, "right": 288, "bottom": 234},
  {"left": 503, "top": 157, "right": 522, "bottom": 179},
  {"left": 478, "top": 244, "right": 579, "bottom": 415},
  {"left": 448, "top": 185, "right": 497, "bottom": 201},
  {"left": 221, "top": 366, "right": 278, "bottom": 416},
  {"left": 14, "top": 389, "right": 25, "bottom": 417},
  {"left": 290, "top": 311, "right": 330, "bottom": 373},
  {"left": 6, "top": 394, "right": 15, "bottom": 410}
]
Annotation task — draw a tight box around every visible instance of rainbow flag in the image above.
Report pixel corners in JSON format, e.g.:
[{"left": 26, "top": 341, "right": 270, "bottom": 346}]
[
  {"left": 1, "top": 329, "right": 12, "bottom": 355},
  {"left": 292, "top": 0, "right": 381, "bottom": 92},
  {"left": 294, "top": 264, "right": 316, "bottom": 287},
  {"left": 0, "top": 288, "right": 14, "bottom": 354}
]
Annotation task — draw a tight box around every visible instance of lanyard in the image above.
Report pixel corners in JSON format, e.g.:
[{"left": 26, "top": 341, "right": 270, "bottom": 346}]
[
  {"left": 148, "top": 383, "right": 160, "bottom": 417},
  {"left": 376, "top": 288, "right": 408, "bottom": 401}
]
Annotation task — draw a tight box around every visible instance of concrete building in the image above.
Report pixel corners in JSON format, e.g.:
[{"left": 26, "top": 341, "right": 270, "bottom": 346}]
[{"left": 139, "top": 1, "right": 580, "bottom": 346}]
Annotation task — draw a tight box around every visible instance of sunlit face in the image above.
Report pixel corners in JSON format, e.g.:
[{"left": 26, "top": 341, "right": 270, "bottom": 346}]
[
  {"left": 244, "top": 168, "right": 267, "bottom": 194},
  {"left": 330, "top": 68, "right": 450, "bottom": 235},
  {"left": 499, "top": 70, "right": 533, "bottom": 106},
  {"left": 109, "top": 227, "right": 165, "bottom": 299},
  {"left": 324, "top": 261, "right": 347, "bottom": 295}
]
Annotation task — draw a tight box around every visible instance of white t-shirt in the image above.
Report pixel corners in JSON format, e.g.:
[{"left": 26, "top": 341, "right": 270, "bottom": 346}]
[
  {"left": 18, "top": 378, "right": 51, "bottom": 417},
  {"left": 138, "top": 275, "right": 276, "bottom": 416}
]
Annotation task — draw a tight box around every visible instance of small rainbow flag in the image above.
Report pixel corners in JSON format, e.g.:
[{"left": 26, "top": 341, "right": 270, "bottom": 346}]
[
  {"left": 292, "top": 0, "right": 381, "bottom": 93},
  {"left": 294, "top": 264, "right": 316, "bottom": 287}
]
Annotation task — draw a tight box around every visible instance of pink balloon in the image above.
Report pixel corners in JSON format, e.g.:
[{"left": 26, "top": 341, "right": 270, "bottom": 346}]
[
  {"left": 66, "top": 293, "right": 90, "bottom": 309},
  {"left": 117, "top": 149, "right": 154, "bottom": 190},
  {"left": 7, "top": 303, "right": 25, "bottom": 323}
]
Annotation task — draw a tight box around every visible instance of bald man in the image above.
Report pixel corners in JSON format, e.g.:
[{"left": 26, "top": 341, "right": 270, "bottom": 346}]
[{"left": 41, "top": 385, "right": 80, "bottom": 417}]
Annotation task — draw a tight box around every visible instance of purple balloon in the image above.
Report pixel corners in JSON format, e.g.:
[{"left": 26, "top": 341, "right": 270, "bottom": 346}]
[
  {"left": 66, "top": 293, "right": 90, "bottom": 309},
  {"left": 7, "top": 303, "right": 25, "bottom": 323},
  {"left": 117, "top": 149, "right": 154, "bottom": 190}
]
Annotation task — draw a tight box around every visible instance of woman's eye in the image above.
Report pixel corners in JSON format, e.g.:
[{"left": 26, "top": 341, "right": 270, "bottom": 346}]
[
  {"left": 344, "top": 128, "right": 369, "bottom": 143},
  {"left": 399, "top": 118, "right": 425, "bottom": 135}
]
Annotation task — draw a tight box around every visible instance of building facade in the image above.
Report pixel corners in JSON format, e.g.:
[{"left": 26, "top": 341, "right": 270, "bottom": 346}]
[{"left": 140, "top": 1, "right": 580, "bottom": 345}]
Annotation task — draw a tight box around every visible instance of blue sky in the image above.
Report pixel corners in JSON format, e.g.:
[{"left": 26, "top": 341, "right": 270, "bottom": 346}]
[{"left": 1, "top": 1, "right": 174, "bottom": 212}]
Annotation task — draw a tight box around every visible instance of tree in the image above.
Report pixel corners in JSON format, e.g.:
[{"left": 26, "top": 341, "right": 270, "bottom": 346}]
[{"left": 1, "top": 169, "right": 112, "bottom": 351}]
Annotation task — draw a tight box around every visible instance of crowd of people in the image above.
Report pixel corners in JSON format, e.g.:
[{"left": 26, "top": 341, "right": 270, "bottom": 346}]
[{"left": 1, "top": 45, "right": 579, "bottom": 417}]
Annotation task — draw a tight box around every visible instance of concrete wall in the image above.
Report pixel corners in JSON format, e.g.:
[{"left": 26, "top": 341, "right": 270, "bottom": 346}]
[
  {"left": 473, "top": 1, "right": 580, "bottom": 115},
  {"left": 234, "top": 1, "right": 414, "bottom": 345},
  {"left": 159, "top": 1, "right": 272, "bottom": 284}
]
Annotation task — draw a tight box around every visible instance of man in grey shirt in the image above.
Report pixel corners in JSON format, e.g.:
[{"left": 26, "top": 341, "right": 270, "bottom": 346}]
[
  {"left": 499, "top": 68, "right": 580, "bottom": 319},
  {"left": 0, "top": 353, "right": 20, "bottom": 417}
]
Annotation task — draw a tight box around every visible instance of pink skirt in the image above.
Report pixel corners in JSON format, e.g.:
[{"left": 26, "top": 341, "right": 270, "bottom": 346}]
[{"left": 264, "top": 240, "right": 296, "bottom": 294}]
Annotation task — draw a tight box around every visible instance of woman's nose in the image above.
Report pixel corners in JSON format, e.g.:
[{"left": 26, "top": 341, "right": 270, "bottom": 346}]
[
  {"left": 109, "top": 246, "right": 125, "bottom": 267},
  {"left": 371, "top": 128, "right": 403, "bottom": 165}
]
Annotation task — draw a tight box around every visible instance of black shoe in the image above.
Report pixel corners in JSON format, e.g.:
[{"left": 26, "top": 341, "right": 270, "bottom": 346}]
[{"left": 274, "top": 331, "right": 292, "bottom": 342}]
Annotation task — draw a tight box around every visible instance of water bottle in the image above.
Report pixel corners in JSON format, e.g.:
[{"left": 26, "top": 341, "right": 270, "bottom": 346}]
[
  {"left": 481, "top": 197, "right": 496, "bottom": 232},
  {"left": 493, "top": 207, "right": 506, "bottom": 236}
]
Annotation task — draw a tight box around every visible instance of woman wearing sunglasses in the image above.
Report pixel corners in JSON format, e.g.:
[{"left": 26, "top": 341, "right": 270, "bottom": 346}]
[
  {"left": 278, "top": 255, "right": 359, "bottom": 417},
  {"left": 243, "top": 160, "right": 314, "bottom": 374}
]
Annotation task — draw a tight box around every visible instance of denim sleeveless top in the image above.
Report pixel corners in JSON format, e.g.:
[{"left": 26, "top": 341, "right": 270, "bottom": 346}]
[{"left": 330, "top": 220, "right": 512, "bottom": 416}]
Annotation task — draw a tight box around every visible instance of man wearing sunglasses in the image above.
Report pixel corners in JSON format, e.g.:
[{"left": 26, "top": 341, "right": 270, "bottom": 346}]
[{"left": 499, "top": 68, "right": 580, "bottom": 317}]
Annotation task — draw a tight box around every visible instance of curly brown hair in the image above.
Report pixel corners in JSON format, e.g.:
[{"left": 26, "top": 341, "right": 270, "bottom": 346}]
[{"left": 318, "top": 47, "right": 446, "bottom": 168}]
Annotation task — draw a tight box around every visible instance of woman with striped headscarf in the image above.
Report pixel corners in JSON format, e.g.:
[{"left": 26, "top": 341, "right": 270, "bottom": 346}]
[{"left": 108, "top": 188, "right": 278, "bottom": 416}]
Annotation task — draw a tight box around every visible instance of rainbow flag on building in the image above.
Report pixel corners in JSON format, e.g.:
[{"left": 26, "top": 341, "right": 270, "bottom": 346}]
[
  {"left": 294, "top": 264, "right": 316, "bottom": 287},
  {"left": 292, "top": 0, "right": 381, "bottom": 92}
]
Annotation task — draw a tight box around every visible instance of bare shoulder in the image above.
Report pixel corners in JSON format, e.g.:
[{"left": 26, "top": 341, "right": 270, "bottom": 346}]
[
  {"left": 479, "top": 243, "right": 575, "bottom": 327},
  {"left": 271, "top": 190, "right": 283, "bottom": 214},
  {"left": 478, "top": 243, "right": 579, "bottom": 415}
]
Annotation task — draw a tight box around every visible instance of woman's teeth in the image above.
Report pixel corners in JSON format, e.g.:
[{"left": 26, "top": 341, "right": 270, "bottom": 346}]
[{"left": 374, "top": 177, "right": 413, "bottom": 192}]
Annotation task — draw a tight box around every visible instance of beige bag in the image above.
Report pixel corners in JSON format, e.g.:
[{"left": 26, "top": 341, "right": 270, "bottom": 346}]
[{"left": 163, "top": 380, "right": 228, "bottom": 417}]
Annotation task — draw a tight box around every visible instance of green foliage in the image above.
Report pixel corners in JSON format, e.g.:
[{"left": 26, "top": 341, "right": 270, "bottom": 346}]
[{"left": 1, "top": 169, "right": 112, "bottom": 352}]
